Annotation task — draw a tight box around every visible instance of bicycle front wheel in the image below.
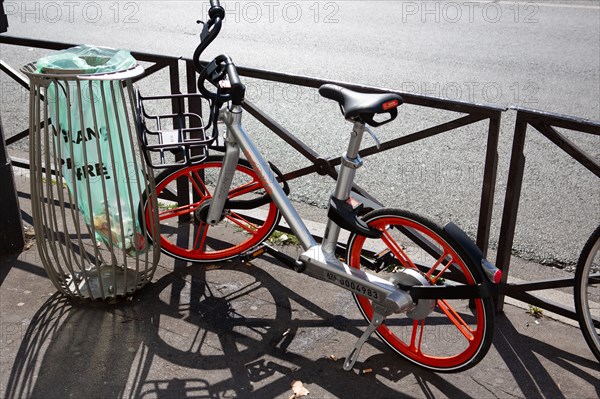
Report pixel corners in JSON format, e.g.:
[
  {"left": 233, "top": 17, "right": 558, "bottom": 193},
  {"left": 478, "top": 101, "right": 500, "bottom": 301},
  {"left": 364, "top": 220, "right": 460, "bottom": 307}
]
[
  {"left": 145, "top": 155, "right": 280, "bottom": 263},
  {"left": 346, "top": 209, "right": 494, "bottom": 372},
  {"left": 574, "top": 225, "right": 600, "bottom": 362}
]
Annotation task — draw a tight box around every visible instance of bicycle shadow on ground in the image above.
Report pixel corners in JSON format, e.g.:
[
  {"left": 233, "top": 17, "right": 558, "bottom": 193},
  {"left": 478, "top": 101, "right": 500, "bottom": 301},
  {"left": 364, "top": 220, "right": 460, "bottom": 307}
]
[
  {"left": 7, "top": 251, "right": 597, "bottom": 398},
  {"left": 125, "top": 257, "right": 480, "bottom": 398},
  {"left": 3, "top": 255, "right": 476, "bottom": 398}
]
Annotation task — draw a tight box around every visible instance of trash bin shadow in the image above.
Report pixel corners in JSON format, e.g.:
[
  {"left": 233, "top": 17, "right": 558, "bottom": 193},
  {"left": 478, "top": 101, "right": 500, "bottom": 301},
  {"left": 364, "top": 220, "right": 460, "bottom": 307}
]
[{"left": 3, "top": 293, "right": 144, "bottom": 399}]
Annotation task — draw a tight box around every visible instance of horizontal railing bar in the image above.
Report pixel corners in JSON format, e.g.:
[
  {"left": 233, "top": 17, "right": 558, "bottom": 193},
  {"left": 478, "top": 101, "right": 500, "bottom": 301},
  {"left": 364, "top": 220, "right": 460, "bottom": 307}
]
[
  {"left": 502, "top": 277, "right": 575, "bottom": 293},
  {"left": 513, "top": 107, "right": 600, "bottom": 135},
  {"left": 0, "top": 35, "right": 180, "bottom": 64},
  {"left": 133, "top": 61, "right": 169, "bottom": 83},
  {"left": 505, "top": 290, "right": 578, "bottom": 321},
  {"left": 231, "top": 64, "right": 507, "bottom": 115}
]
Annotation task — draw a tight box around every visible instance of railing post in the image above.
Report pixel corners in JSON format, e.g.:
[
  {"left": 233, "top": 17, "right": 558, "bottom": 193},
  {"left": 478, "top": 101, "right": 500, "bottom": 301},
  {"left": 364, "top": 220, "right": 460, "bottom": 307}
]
[
  {"left": 0, "top": 115, "right": 25, "bottom": 255},
  {"left": 494, "top": 111, "right": 528, "bottom": 312},
  {"left": 167, "top": 60, "right": 191, "bottom": 222},
  {"left": 476, "top": 112, "right": 501, "bottom": 256}
]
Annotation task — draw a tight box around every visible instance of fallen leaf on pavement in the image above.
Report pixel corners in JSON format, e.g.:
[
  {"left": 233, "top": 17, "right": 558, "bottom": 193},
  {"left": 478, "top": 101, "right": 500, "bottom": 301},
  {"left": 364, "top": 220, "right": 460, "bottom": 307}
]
[{"left": 290, "top": 380, "right": 309, "bottom": 398}]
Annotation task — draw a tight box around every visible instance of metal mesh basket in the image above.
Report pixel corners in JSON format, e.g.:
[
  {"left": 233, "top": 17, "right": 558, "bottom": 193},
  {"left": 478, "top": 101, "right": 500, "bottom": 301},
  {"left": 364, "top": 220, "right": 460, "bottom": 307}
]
[{"left": 135, "top": 91, "right": 216, "bottom": 169}]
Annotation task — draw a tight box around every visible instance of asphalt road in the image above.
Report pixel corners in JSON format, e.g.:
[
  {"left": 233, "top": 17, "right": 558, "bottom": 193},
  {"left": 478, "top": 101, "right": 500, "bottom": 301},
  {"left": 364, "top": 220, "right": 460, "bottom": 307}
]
[{"left": 1, "top": 0, "right": 599, "bottom": 266}]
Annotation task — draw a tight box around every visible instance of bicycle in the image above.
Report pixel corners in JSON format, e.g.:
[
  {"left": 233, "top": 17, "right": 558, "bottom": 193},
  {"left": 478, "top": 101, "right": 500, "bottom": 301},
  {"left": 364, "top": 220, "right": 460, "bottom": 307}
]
[
  {"left": 575, "top": 225, "right": 600, "bottom": 362},
  {"left": 137, "top": 0, "right": 502, "bottom": 373}
]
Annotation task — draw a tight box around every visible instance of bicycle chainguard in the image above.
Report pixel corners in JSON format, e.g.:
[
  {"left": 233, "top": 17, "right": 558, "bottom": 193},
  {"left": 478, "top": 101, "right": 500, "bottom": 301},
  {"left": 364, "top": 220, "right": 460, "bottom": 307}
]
[{"left": 343, "top": 303, "right": 387, "bottom": 371}]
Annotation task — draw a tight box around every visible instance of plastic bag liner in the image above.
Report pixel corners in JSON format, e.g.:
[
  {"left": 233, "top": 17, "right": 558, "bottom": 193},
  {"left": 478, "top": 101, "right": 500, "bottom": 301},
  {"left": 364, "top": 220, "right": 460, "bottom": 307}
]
[
  {"left": 36, "top": 45, "right": 136, "bottom": 74},
  {"left": 38, "top": 46, "right": 146, "bottom": 254}
]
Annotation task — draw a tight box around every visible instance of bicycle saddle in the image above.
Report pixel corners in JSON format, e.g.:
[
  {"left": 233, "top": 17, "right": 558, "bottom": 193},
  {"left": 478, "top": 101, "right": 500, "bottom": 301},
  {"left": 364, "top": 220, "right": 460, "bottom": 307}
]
[{"left": 319, "top": 84, "right": 403, "bottom": 127}]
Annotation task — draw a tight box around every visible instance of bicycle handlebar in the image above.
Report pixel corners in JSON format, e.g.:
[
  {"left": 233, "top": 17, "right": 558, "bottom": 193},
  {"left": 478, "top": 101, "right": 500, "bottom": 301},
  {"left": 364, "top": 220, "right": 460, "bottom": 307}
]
[{"left": 193, "top": 0, "right": 245, "bottom": 106}]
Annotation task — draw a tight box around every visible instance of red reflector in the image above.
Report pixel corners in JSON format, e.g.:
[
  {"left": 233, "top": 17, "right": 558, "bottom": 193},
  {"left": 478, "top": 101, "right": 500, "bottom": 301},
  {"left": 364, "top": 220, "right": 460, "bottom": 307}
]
[
  {"left": 493, "top": 270, "right": 502, "bottom": 284},
  {"left": 382, "top": 100, "right": 399, "bottom": 111},
  {"left": 346, "top": 197, "right": 361, "bottom": 210}
]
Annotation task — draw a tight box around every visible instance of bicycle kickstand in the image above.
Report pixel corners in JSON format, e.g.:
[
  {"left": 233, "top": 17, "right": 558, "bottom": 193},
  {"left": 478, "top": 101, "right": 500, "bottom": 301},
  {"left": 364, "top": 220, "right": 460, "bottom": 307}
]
[{"left": 343, "top": 303, "right": 387, "bottom": 371}]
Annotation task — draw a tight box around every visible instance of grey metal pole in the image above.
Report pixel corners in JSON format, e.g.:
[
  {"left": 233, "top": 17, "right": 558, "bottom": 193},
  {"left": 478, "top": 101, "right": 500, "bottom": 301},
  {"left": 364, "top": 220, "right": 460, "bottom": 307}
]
[{"left": 0, "top": 116, "right": 25, "bottom": 255}]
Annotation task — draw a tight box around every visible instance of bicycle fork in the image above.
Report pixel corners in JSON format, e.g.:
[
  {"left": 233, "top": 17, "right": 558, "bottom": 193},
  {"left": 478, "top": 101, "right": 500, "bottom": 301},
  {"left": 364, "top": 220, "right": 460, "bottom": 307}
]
[{"left": 208, "top": 105, "right": 418, "bottom": 370}]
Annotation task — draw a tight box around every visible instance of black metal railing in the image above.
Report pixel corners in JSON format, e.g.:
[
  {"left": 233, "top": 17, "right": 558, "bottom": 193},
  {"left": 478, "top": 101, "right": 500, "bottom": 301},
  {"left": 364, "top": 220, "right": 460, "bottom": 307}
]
[
  {"left": 495, "top": 107, "right": 600, "bottom": 316},
  {"left": 3, "top": 35, "right": 599, "bottom": 321},
  {"left": 0, "top": 34, "right": 504, "bottom": 259}
]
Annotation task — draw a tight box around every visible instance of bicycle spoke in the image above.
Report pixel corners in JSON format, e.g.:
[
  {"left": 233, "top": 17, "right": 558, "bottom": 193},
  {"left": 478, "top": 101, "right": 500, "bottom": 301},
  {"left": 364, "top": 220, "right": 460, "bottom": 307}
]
[
  {"left": 427, "top": 252, "right": 453, "bottom": 284},
  {"left": 193, "top": 222, "right": 210, "bottom": 253},
  {"left": 409, "top": 320, "right": 426, "bottom": 354},
  {"left": 437, "top": 299, "right": 475, "bottom": 341},
  {"left": 228, "top": 179, "right": 263, "bottom": 199},
  {"left": 158, "top": 203, "right": 198, "bottom": 221},
  {"left": 190, "top": 171, "right": 211, "bottom": 198},
  {"left": 226, "top": 211, "right": 260, "bottom": 235},
  {"left": 381, "top": 229, "right": 417, "bottom": 269}
]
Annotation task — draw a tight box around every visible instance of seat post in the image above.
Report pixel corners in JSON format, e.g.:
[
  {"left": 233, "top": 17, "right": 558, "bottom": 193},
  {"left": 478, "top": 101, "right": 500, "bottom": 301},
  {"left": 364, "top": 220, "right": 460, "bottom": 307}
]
[
  {"left": 322, "top": 121, "right": 366, "bottom": 256},
  {"left": 345, "top": 121, "right": 366, "bottom": 160},
  {"left": 333, "top": 121, "right": 365, "bottom": 199}
]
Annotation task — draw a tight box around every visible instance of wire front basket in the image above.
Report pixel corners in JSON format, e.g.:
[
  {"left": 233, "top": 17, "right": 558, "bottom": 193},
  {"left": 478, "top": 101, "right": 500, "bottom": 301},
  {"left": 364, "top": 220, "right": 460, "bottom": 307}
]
[{"left": 135, "top": 91, "right": 216, "bottom": 169}]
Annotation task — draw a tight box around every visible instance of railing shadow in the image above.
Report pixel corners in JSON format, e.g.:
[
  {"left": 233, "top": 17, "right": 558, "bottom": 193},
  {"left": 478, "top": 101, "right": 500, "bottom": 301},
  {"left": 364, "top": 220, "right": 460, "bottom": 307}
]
[{"left": 492, "top": 314, "right": 600, "bottom": 399}]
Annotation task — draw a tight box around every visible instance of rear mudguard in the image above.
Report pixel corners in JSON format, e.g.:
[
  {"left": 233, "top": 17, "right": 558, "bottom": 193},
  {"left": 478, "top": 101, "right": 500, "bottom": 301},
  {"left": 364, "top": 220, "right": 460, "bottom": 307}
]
[{"left": 443, "top": 222, "right": 502, "bottom": 286}]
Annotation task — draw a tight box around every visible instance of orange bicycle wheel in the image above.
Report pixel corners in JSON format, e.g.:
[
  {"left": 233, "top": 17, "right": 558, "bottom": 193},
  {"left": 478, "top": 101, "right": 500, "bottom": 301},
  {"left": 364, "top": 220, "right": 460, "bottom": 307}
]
[
  {"left": 145, "top": 156, "right": 280, "bottom": 262},
  {"left": 347, "top": 209, "right": 494, "bottom": 372}
]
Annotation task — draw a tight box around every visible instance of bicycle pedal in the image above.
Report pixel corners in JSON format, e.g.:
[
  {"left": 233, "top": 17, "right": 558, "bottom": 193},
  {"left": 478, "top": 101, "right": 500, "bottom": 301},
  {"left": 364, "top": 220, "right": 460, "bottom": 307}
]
[
  {"left": 240, "top": 245, "right": 266, "bottom": 262},
  {"left": 372, "top": 249, "right": 396, "bottom": 272}
]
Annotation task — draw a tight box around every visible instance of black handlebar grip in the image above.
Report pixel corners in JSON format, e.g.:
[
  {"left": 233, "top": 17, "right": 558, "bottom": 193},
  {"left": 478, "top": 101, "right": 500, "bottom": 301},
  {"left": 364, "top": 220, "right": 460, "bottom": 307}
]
[
  {"left": 226, "top": 63, "right": 242, "bottom": 88},
  {"left": 225, "top": 61, "right": 245, "bottom": 105}
]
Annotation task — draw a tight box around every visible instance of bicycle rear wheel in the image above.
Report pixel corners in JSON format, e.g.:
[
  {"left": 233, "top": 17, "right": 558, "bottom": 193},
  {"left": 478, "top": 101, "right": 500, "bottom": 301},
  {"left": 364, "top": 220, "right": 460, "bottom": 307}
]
[
  {"left": 346, "top": 209, "right": 494, "bottom": 372},
  {"left": 574, "top": 225, "right": 600, "bottom": 362},
  {"left": 145, "top": 155, "right": 280, "bottom": 262}
]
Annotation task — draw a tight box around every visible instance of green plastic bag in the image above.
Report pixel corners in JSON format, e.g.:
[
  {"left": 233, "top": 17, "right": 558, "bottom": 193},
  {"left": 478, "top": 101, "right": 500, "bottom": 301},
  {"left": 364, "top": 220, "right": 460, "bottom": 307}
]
[
  {"left": 36, "top": 45, "right": 135, "bottom": 74},
  {"left": 38, "top": 46, "right": 146, "bottom": 254}
]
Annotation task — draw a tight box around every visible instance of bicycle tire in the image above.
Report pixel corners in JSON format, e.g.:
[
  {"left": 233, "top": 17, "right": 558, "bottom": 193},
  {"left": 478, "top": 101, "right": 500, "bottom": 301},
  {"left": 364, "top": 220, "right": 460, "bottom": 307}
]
[
  {"left": 144, "top": 155, "right": 280, "bottom": 262},
  {"left": 346, "top": 208, "right": 495, "bottom": 372},
  {"left": 574, "top": 224, "right": 600, "bottom": 363}
]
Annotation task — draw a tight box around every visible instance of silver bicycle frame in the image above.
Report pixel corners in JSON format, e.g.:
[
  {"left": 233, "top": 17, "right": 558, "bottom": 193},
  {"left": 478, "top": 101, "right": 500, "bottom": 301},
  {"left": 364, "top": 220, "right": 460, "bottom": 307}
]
[{"left": 207, "top": 105, "right": 413, "bottom": 316}]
